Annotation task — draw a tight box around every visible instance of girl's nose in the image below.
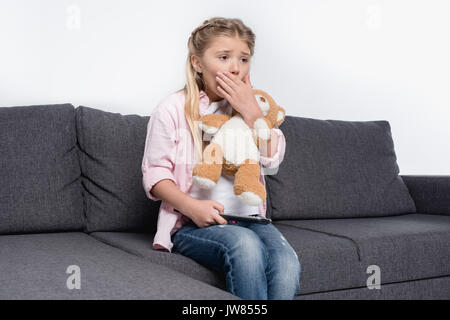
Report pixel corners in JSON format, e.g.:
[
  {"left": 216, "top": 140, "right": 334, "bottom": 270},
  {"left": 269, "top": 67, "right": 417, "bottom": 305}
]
[
  {"left": 229, "top": 71, "right": 239, "bottom": 77},
  {"left": 229, "top": 61, "right": 240, "bottom": 75}
]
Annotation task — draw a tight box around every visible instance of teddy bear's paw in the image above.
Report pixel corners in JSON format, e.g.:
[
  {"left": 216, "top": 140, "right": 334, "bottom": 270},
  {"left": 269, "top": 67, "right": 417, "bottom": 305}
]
[
  {"left": 277, "top": 110, "right": 285, "bottom": 122},
  {"left": 192, "top": 175, "right": 216, "bottom": 189},
  {"left": 237, "top": 192, "right": 263, "bottom": 206},
  {"left": 253, "top": 118, "right": 271, "bottom": 140},
  {"left": 199, "top": 123, "right": 219, "bottom": 135}
]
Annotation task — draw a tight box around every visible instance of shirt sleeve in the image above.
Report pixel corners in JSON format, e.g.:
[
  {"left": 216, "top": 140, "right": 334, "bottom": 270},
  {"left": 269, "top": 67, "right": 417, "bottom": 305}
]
[
  {"left": 141, "top": 104, "right": 178, "bottom": 202},
  {"left": 259, "top": 128, "right": 286, "bottom": 169}
]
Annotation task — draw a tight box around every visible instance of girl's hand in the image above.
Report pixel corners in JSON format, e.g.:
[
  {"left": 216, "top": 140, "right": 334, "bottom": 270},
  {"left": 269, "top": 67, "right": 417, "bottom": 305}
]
[
  {"left": 216, "top": 72, "right": 263, "bottom": 127},
  {"left": 187, "top": 199, "right": 228, "bottom": 228}
]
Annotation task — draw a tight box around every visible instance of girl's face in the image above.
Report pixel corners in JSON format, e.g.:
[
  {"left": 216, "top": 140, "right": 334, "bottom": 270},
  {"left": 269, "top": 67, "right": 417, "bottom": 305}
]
[{"left": 191, "top": 36, "right": 251, "bottom": 103}]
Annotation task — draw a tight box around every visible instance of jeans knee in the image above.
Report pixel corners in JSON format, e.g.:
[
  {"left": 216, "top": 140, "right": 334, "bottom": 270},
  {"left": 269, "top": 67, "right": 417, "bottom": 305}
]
[
  {"left": 273, "top": 250, "right": 301, "bottom": 285},
  {"left": 230, "top": 231, "right": 267, "bottom": 268},
  {"left": 288, "top": 253, "right": 301, "bottom": 280},
  {"left": 289, "top": 255, "right": 301, "bottom": 294}
]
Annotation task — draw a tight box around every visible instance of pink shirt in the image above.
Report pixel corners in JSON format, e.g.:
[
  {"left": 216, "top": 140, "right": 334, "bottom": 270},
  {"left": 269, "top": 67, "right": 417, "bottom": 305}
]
[{"left": 141, "top": 89, "right": 286, "bottom": 252}]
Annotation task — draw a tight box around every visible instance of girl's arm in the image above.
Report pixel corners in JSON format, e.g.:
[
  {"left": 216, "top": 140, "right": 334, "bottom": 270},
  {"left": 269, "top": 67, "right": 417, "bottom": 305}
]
[
  {"left": 141, "top": 111, "right": 195, "bottom": 213},
  {"left": 150, "top": 179, "right": 197, "bottom": 219},
  {"left": 151, "top": 180, "right": 227, "bottom": 227},
  {"left": 259, "top": 128, "right": 286, "bottom": 169},
  {"left": 142, "top": 104, "right": 179, "bottom": 202},
  {"left": 260, "top": 128, "right": 279, "bottom": 158}
]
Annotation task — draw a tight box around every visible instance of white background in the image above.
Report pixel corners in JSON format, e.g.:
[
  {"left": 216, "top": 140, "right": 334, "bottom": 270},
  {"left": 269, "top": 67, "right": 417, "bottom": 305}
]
[{"left": 0, "top": 0, "right": 448, "bottom": 174}]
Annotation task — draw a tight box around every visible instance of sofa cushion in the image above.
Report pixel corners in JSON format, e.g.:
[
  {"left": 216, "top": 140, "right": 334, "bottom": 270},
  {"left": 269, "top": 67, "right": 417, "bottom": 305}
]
[
  {"left": 90, "top": 232, "right": 227, "bottom": 290},
  {"left": 0, "top": 232, "right": 238, "bottom": 299},
  {"left": 266, "top": 117, "right": 416, "bottom": 219},
  {"left": 0, "top": 104, "right": 84, "bottom": 234},
  {"left": 75, "top": 106, "right": 160, "bottom": 233},
  {"left": 91, "top": 214, "right": 450, "bottom": 295},
  {"left": 275, "top": 213, "right": 450, "bottom": 295},
  {"left": 273, "top": 222, "right": 366, "bottom": 294},
  {"left": 295, "top": 276, "right": 450, "bottom": 300},
  {"left": 90, "top": 229, "right": 363, "bottom": 296}
]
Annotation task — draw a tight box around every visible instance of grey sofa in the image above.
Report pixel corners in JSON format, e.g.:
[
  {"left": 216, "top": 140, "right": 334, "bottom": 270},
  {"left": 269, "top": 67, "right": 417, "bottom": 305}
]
[{"left": 1, "top": 103, "right": 449, "bottom": 300}]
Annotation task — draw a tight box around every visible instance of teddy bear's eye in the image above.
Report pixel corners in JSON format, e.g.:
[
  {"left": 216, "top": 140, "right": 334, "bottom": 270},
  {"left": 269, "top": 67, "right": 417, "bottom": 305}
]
[{"left": 259, "top": 97, "right": 266, "bottom": 103}]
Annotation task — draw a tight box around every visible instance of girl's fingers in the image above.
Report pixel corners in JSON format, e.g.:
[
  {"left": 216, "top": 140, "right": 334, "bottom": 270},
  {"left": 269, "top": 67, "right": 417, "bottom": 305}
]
[
  {"left": 212, "top": 212, "right": 227, "bottom": 225},
  {"left": 216, "top": 215, "right": 228, "bottom": 225},
  {"left": 219, "top": 73, "right": 239, "bottom": 91},
  {"left": 216, "top": 76, "right": 234, "bottom": 94},
  {"left": 224, "top": 72, "right": 242, "bottom": 86},
  {"left": 213, "top": 202, "right": 224, "bottom": 213},
  {"left": 217, "top": 85, "right": 231, "bottom": 101}
]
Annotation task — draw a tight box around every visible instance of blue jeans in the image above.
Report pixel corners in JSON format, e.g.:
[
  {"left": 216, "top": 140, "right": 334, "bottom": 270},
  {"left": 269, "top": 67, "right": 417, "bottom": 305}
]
[{"left": 172, "top": 219, "right": 301, "bottom": 300}]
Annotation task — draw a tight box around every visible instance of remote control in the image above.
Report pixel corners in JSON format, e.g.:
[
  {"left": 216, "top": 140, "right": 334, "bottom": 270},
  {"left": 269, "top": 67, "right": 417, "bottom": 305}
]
[
  {"left": 173, "top": 208, "right": 271, "bottom": 224},
  {"left": 219, "top": 214, "right": 272, "bottom": 224}
]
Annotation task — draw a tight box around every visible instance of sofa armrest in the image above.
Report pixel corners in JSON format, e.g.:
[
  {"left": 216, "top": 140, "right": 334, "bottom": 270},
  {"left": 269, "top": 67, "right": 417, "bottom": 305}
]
[{"left": 400, "top": 175, "right": 450, "bottom": 216}]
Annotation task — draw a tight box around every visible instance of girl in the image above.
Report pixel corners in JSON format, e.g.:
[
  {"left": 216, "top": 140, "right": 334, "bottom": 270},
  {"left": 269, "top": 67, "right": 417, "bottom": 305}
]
[{"left": 141, "top": 17, "right": 301, "bottom": 300}]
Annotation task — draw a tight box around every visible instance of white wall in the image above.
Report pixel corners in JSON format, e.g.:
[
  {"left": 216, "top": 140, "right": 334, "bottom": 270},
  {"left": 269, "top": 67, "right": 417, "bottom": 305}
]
[{"left": 1, "top": 0, "right": 448, "bottom": 174}]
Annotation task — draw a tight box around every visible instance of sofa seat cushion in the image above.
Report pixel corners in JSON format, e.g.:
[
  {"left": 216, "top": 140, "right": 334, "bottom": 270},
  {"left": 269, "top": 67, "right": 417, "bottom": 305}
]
[
  {"left": 295, "top": 276, "right": 450, "bottom": 300},
  {"left": 275, "top": 213, "right": 450, "bottom": 295},
  {"left": 90, "top": 229, "right": 363, "bottom": 296},
  {"left": 0, "top": 232, "right": 238, "bottom": 299},
  {"left": 266, "top": 117, "right": 416, "bottom": 219},
  {"left": 90, "top": 232, "right": 227, "bottom": 290}
]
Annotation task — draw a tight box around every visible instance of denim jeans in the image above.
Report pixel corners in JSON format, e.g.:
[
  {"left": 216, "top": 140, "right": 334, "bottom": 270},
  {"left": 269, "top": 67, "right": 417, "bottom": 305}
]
[{"left": 172, "top": 219, "right": 301, "bottom": 300}]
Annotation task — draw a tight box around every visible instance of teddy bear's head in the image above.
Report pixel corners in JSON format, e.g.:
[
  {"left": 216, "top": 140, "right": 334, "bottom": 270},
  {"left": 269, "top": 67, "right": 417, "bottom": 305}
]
[{"left": 252, "top": 89, "right": 286, "bottom": 128}]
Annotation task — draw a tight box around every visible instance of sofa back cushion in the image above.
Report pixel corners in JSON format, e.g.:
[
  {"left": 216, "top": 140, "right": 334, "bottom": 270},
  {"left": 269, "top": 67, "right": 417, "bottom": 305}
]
[
  {"left": 0, "top": 104, "right": 85, "bottom": 234},
  {"left": 266, "top": 116, "right": 416, "bottom": 220},
  {"left": 76, "top": 106, "right": 160, "bottom": 233}
]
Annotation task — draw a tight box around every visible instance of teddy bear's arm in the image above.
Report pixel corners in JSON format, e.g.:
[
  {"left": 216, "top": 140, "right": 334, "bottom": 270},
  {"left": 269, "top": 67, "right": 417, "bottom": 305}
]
[
  {"left": 274, "top": 106, "right": 286, "bottom": 127},
  {"left": 198, "top": 114, "right": 231, "bottom": 135},
  {"left": 253, "top": 117, "right": 272, "bottom": 140}
]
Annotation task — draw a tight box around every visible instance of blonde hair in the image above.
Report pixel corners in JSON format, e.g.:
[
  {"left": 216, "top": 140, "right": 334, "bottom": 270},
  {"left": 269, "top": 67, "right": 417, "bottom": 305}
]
[{"left": 177, "top": 17, "right": 256, "bottom": 163}]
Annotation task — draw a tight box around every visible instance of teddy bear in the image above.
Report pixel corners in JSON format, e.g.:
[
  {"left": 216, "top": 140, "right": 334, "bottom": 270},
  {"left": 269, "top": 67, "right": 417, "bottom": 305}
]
[{"left": 192, "top": 88, "right": 286, "bottom": 206}]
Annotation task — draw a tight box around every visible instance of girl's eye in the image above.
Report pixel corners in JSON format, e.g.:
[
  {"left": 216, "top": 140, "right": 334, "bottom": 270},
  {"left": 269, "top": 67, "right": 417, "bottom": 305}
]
[{"left": 219, "top": 56, "right": 249, "bottom": 63}]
